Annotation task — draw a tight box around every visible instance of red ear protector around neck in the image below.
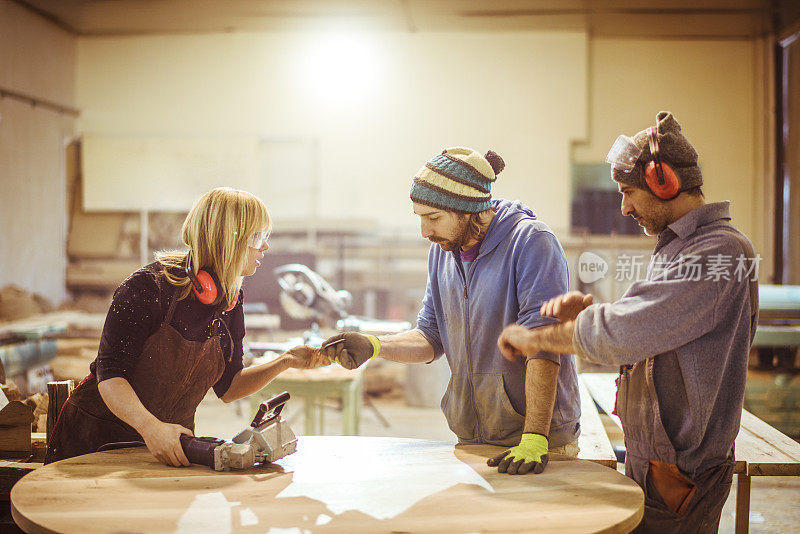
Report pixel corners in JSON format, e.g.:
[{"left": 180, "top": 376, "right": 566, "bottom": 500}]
[
  {"left": 644, "top": 126, "right": 681, "bottom": 200},
  {"left": 185, "top": 256, "right": 237, "bottom": 312}
]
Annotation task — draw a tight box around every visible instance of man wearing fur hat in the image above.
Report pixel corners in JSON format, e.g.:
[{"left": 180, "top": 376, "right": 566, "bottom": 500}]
[
  {"left": 321, "top": 147, "right": 581, "bottom": 476},
  {"left": 497, "top": 112, "right": 758, "bottom": 532}
]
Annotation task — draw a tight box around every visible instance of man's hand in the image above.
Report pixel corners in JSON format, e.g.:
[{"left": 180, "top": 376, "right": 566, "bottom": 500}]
[
  {"left": 540, "top": 291, "right": 593, "bottom": 322},
  {"left": 319, "top": 333, "right": 380, "bottom": 370},
  {"left": 139, "top": 419, "right": 193, "bottom": 467},
  {"left": 284, "top": 345, "right": 331, "bottom": 369},
  {"left": 497, "top": 324, "right": 536, "bottom": 362},
  {"left": 487, "top": 433, "right": 549, "bottom": 475}
]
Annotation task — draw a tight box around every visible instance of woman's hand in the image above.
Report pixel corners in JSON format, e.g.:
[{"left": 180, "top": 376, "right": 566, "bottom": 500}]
[
  {"left": 540, "top": 291, "right": 593, "bottom": 322},
  {"left": 139, "top": 419, "right": 193, "bottom": 467},
  {"left": 284, "top": 345, "right": 331, "bottom": 369}
]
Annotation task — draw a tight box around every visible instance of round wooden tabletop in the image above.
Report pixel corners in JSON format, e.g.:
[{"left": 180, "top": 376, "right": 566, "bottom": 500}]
[{"left": 11, "top": 436, "right": 643, "bottom": 533}]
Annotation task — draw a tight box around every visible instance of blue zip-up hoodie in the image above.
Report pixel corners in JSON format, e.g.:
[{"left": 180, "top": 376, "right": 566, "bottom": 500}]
[{"left": 416, "top": 199, "right": 581, "bottom": 447}]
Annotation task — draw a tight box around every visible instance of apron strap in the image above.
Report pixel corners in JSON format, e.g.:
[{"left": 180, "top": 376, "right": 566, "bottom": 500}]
[
  {"left": 211, "top": 311, "right": 234, "bottom": 363},
  {"left": 162, "top": 287, "right": 181, "bottom": 327}
]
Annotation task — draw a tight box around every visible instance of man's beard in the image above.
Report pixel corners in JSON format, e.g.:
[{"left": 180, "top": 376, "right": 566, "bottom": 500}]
[
  {"left": 430, "top": 216, "right": 471, "bottom": 252},
  {"left": 632, "top": 206, "right": 670, "bottom": 236}
]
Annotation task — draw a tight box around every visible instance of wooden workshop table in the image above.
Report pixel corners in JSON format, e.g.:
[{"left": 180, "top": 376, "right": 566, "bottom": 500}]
[
  {"left": 250, "top": 365, "right": 367, "bottom": 436},
  {"left": 10, "top": 436, "right": 643, "bottom": 534},
  {"left": 581, "top": 372, "right": 800, "bottom": 534}
]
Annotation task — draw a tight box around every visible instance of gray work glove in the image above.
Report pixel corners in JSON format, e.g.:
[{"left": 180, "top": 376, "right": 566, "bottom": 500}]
[{"left": 319, "top": 333, "right": 380, "bottom": 370}]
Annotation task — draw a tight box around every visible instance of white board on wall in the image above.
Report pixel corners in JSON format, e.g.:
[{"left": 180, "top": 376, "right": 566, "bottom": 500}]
[{"left": 81, "top": 135, "right": 316, "bottom": 218}]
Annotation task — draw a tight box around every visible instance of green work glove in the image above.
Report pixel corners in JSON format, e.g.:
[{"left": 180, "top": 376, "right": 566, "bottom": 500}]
[
  {"left": 486, "top": 433, "right": 549, "bottom": 475},
  {"left": 319, "top": 333, "right": 380, "bottom": 370}
]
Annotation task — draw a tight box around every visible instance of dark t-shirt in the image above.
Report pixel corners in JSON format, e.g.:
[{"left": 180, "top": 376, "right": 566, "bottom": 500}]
[{"left": 90, "top": 262, "right": 245, "bottom": 397}]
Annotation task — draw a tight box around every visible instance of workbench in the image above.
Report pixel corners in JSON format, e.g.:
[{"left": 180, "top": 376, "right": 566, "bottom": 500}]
[
  {"left": 10, "top": 436, "right": 643, "bottom": 533},
  {"left": 752, "top": 284, "right": 800, "bottom": 361},
  {"left": 581, "top": 372, "right": 800, "bottom": 534},
  {"left": 250, "top": 364, "right": 367, "bottom": 436}
]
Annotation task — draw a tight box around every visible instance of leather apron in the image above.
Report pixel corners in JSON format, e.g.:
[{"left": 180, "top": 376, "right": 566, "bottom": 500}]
[
  {"left": 45, "top": 292, "right": 227, "bottom": 464},
  {"left": 616, "top": 361, "right": 734, "bottom": 533}
]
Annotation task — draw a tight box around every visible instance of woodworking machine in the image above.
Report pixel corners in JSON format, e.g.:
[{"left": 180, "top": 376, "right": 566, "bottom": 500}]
[{"left": 180, "top": 391, "right": 297, "bottom": 471}]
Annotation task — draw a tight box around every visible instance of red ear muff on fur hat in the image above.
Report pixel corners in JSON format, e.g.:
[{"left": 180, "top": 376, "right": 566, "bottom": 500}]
[
  {"left": 186, "top": 257, "right": 237, "bottom": 312},
  {"left": 645, "top": 126, "right": 681, "bottom": 200},
  {"left": 645, "top": 160, "right": 680, "bottom": 200}
]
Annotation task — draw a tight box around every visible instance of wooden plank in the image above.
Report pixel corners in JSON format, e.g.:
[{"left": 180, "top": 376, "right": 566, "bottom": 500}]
[
  {"left": 753, "top": 325, "right": 800, "bottom": 347},
  {"left": 580, "top": 372, "right": 622, "bottom": 429},
  {"left": 577, "top": 375, "right": 617, "bottom": 468},
  {"left": 56, "top": 338, "right": 100, "bottom": 355},
  {"left": 0, "top": 312, "right": 105, "bottom": 343},
  {"left": 50, "top": 354, "right": 94, "bottom": 382},
  {"left": 735, "top": 474, "right": 751, "bottom": 534},
  {"left": 738, "top": 410, "right": 800, "bottom": 476},
  {"left": 46, "top": 381, "right": 74, "bottom": 444}
]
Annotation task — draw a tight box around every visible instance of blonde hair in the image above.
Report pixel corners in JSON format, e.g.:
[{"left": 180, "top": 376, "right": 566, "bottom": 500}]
[{"left": 155, "top": 188, "right": 271, "bottom": 308}]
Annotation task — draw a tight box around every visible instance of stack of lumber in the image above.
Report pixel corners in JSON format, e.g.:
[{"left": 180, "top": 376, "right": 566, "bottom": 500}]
[
  {"left": 51, "top": 339, "right": 97, "bottom": 382},
  {"left": 0, "top": 312, "right": 103, "bottom": 387},
  {"left": 0, "top": 312, "right": 105, "bottom": 342}
]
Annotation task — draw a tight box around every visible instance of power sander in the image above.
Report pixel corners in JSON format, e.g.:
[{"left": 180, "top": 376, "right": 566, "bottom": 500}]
[{"left": 179, "top": 391, "right": 298, "bottom": 471}]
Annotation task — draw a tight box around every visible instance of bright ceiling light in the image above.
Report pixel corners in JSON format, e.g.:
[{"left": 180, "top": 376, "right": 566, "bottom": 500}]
[{"left": 302, "top": 33, "right": 380, "bottom": 102}]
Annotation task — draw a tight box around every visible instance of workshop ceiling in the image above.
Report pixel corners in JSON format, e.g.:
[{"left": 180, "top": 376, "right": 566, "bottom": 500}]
[{"left": 15, "top": 0, "right": 775, "bottom": 38}]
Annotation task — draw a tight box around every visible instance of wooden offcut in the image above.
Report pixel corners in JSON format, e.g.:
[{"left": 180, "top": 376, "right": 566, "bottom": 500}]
[
  {"left": 0, "top": 402, "right": 34, "bottom": 457},
  {"left": 46, "top": 381, "right": 74, "bottom": 444}
]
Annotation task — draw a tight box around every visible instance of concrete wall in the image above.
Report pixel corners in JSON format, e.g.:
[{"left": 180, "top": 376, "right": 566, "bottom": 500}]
[
  {"left": 0, "top": 8, "right": 772, "bottom": 302},
  {"left": 76, "top": 31, "right": 767, "bottom": 251},
  {"left": 76, "top": 32, "right": 588, "bottom": 235},
  {"left": 0, "top": 0, "right": 75, "bottom": 304},
  {"left": 573, "top": 38, "right": 768, "bottom": 271}
]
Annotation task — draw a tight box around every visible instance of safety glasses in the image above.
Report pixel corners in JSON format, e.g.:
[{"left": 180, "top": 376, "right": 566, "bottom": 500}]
[
  {"left": 605, "top": 135, "right": 642, "bottom": 173},
  {"left": 247, "top": 230, "right": 270, "bottom": 248}
]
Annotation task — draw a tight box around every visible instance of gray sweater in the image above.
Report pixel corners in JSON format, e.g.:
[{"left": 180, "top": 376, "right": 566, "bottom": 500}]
[{"left": 573, "top": 202, "right": 758, "bottom": 476}]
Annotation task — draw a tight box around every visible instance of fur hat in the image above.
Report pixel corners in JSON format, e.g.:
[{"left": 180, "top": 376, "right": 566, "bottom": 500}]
[{"left": 612, "top": 111, "right": 702, "bottom": 192}]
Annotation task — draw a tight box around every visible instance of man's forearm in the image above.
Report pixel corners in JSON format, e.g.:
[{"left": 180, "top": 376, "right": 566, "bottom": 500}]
[
  {"left": 378, "top": 329, "right": 436, "bottom": 364},
  {"left": 523, "top": 357, "right": 559, "bottom": 436}
]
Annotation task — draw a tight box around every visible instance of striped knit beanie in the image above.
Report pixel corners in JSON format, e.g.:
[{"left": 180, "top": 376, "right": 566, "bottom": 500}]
[{"left": 410, "top": 147, "right": 505, "bottom": 214}]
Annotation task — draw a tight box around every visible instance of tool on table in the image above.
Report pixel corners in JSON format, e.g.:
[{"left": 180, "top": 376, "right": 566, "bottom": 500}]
[
  {"left": 274, "top": 264, "right": 352, "bottom": 322},
  {"left": 273, "top": 263, "right": 410, "bottom": 337},
  {"left": 179, "top": 391, "right": 297, "bottom": 471}
]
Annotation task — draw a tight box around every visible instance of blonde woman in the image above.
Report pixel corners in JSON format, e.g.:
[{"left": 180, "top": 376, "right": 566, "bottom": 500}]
[{"left": 45, "top": 188, "right": 328, "bottom": 466}]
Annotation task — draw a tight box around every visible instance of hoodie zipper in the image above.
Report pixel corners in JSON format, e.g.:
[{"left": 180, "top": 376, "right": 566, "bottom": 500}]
[{"left": 456, "top": 254, "right": 481, "bottom": 441}]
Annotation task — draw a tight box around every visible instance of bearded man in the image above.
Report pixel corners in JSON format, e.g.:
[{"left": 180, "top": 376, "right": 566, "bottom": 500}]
[
  {"left": 321, "top": 147, "right": 581, "bottom": 475},
  {"left": 498, "top": 113, "right": 758, "bottom": 531}
]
